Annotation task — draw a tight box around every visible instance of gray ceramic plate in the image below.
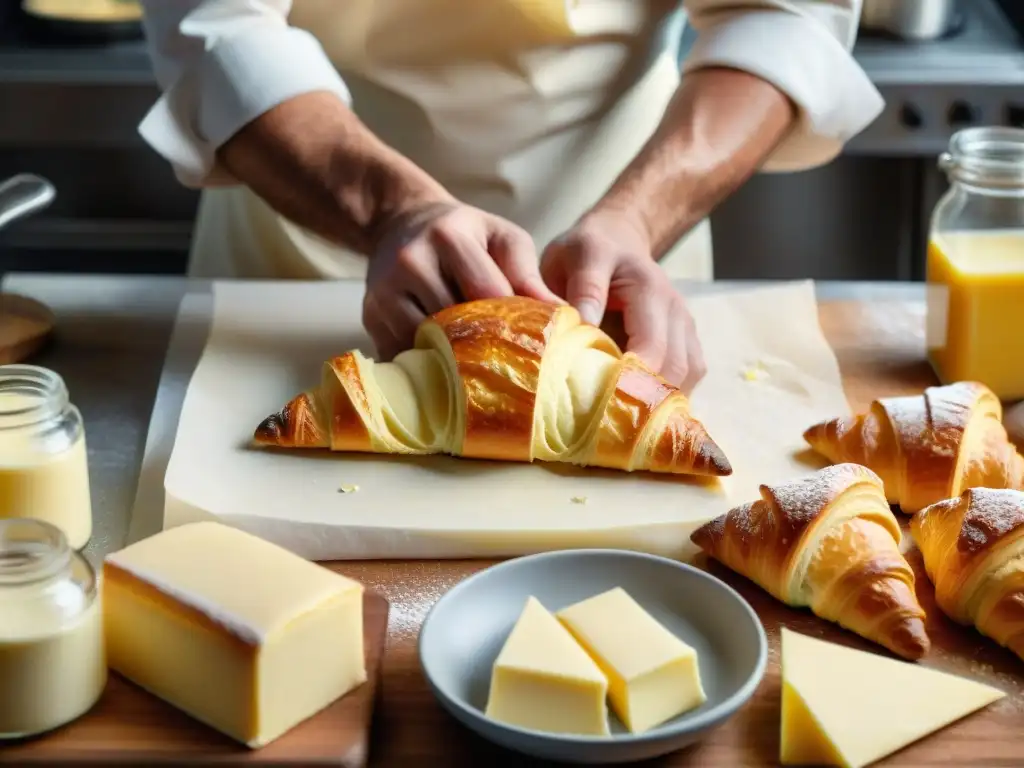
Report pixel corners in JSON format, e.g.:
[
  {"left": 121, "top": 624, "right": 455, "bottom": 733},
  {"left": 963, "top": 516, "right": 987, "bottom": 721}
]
[{"left": 418, "top": 549, "right": 767, "bottom": 764}]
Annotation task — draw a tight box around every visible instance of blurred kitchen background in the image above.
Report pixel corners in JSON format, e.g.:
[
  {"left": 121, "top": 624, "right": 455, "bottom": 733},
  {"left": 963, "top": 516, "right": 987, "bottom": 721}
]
[{"left": 0, "top": 0, "right": 1023, "bottom": 280}]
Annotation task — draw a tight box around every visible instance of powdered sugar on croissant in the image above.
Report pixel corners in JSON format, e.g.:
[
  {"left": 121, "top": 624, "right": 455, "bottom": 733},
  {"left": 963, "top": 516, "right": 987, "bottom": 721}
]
[
  {"left": 254, "top": 297, "right": 730, "bottom": 477},
  {"left": 804, "top": 381, "right": 1024, "bottom": 514},
  {"left": 912, "top": 488, "right": 1024, "bottom": 662},
  {"left": 691, "top": 463, "right": 929, "bottom": 660}
]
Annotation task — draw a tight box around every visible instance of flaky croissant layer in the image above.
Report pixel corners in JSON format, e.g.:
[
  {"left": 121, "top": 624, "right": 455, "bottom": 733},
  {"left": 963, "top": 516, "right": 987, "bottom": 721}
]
[
  {"left": 254, "top": 297, "right": 731, "bottom": 478},
  {"left": 692, "top": 463, "right": 929, "bottom": 660},
  {"left": 912, "top": 487, "right": 1024, "bottom": 662},
  {"left": 804, "top": 381, "right": 1024, "bottom": 514}
]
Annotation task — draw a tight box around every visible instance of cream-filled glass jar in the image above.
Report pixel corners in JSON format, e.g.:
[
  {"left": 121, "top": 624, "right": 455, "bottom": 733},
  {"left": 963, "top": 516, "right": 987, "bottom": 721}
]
[
  {"left": 0, "top": 518, "right": 106, "bottom": 738},
  {"left": 0, "top": 365, "right": 92, "bottom": 549}
]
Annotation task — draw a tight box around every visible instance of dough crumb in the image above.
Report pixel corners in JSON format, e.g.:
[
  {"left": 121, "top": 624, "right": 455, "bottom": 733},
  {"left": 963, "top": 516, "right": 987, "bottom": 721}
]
[
  {"left": 571, "top": 495, "right": 587, "bottom": 505},
  {"left": 740, "top": 360, "right": 770, "bottom": 382},
  {"left": 338, "top": 484, "right": 360, "bottom": 494}
]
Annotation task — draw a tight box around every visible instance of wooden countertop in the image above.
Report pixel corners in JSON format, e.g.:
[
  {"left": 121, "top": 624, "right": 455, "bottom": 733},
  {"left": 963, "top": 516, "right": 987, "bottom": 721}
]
[
  {"left": 1, "top": 275, "right": 1019, "bottom": 766},
  {"left": 331, "top": 297, "right": 1024, "bottom": 767}
]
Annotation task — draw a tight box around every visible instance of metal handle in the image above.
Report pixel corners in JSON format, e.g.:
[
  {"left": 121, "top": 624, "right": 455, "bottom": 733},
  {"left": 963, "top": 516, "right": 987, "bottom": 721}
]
[{"left": 0, "top": 174, "right": 56, "bottom": 232}]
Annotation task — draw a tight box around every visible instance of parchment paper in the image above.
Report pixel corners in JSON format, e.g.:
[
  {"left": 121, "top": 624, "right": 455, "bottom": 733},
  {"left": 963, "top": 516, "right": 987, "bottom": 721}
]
[{"left": 159, "top": 280, "right": 847, "bottom": 561}]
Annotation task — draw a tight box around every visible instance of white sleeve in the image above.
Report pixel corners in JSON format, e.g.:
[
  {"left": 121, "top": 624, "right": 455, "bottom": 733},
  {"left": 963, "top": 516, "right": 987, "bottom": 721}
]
[
  {"left": 138, "top": 0, "right": 352, "bottom": 187},
  {"left": 681, "top": 0, "right": 884, "bottom": 171}
]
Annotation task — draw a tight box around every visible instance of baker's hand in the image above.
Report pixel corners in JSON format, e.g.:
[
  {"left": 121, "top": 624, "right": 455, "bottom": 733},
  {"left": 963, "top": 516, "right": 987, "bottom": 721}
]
[
  {"left": 541, "top": 210, "right": 706, "bottom": 394},
  {"left": 365, "top": 201, "right": 563, "bottom": 360}
]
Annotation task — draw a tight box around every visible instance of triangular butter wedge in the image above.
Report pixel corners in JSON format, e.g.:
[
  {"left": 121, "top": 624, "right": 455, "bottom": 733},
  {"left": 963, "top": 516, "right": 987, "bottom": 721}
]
[
  {"left": 780, "top": 628, "right": 1005, "bottom": 768},
  {"left": 484, "top": 596, "right": 609, "bottom": 736}
]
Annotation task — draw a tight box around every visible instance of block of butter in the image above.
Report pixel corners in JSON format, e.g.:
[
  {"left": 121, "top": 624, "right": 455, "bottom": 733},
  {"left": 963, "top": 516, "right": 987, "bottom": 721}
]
[
  {"left": 557, "top": 587, "right": 706, "bottom": 734},
  {"left": 485, "top": 596, "right": 609, "bottom": 736},
  {"left": 103, "top": 521, "right": 367, "bottom": 748},
  {"left": 780, "top": 628, "right": 1005, "bottom": 768}
]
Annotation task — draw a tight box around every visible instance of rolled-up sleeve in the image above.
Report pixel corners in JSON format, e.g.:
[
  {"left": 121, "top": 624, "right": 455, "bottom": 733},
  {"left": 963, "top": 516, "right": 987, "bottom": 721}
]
[
  {"left": 138, "top": 1, "right": 352, "bottom": 187},
  {"left": 682, "top": 0, "right": 883, "bottom": 171}
]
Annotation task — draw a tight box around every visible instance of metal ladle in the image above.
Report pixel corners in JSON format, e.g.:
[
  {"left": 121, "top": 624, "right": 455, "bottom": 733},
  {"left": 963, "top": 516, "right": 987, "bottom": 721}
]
[{"left": 0, "top": 174, "right": 58, "bottom": 364}]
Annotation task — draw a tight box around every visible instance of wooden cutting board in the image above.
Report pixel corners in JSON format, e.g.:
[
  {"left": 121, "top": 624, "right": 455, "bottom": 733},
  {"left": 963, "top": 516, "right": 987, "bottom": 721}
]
[{"left": 0, "top": 592, "right": 389, "bottom": 766}]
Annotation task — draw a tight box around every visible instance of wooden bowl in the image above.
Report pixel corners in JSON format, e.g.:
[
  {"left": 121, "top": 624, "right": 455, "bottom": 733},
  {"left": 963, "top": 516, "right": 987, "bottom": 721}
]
[{"left": 0, "top": 293, "right": 56, "bottom": 365}]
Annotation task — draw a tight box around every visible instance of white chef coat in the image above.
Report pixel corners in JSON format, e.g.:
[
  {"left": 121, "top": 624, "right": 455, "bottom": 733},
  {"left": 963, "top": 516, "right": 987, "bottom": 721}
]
[{"left": 138, "top": 0, "right": 882, "bottom": 281}]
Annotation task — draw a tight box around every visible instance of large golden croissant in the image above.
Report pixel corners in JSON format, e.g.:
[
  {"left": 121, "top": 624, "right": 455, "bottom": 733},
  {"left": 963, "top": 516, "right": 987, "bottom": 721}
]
[
  {"left": 912, "top": 488, "right": 1024, "bottom": 662},
  {"left": 691, "top": 463, "right": 930, "bottom": 660},
  {"left": 253, "top": 297, "right": 731, "bottom": 477},
  {"left": 804, "top": 381, "right": 1024, "bottom": 514}
]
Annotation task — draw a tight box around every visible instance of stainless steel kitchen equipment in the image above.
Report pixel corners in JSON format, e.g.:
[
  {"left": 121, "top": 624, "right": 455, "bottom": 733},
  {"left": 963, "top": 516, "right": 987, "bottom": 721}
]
[
  {"left": 0, "top": 0, "right": 1021, "bottom": 280},
  {"left": 861, "top": 0, "right": 961, "bottom": 41},
  {"left": 0, "top": 174, "right": 55, "bottom": 232},
  {"left": 710, "top": 0, "right": 1024, "bottom": 282}
]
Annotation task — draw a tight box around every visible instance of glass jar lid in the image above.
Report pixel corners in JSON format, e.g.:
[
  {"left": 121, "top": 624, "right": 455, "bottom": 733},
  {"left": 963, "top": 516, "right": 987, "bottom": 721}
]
[
  {"left": 0, "top": 518, "right": 73, "bottom": 587},
  {"left": 939, "top": 127, "right": 1024, "bottom": 191},
  {"left": 0, "top": 365, "right": 70, "bottom": 431},
  {"left": 0, "top": 519, "right": 97, "bottom": 640}
]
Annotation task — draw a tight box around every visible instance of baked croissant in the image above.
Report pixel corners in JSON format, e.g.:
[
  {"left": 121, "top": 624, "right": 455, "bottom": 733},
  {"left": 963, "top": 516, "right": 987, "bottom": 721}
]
[
  {"left": 691, "top": 463, "right": 930, "bottom": 660},
  {"left": 253, "top": 297, "right": 731, "bottom": 477},
  {"left": 804, "top": 381, "right": 1024, "bottom": 514},
  {"left": 912, "top": 488, "right": 1024, "bottom": 662}
]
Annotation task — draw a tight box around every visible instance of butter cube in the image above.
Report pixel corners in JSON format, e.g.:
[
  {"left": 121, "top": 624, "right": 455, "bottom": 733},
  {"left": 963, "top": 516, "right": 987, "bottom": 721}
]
[
  {"left": 103, "top": 522, "right": 366, "bottom": 748},
  {"left": 485, "top": 596, "right": 609, "bottom": 735},
  {"left": 557, "top": 587, "right": 706, "bottom": 733}
]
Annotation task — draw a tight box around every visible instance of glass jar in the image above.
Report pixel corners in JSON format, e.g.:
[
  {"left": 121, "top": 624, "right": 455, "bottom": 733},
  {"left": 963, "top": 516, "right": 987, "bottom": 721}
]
[
  {"left": 927, "top": 127, "right": 1024, "bottom": 401},
  {"left": 0, "top": 518, "right": 106, "bottom": 739},
  {"left": 0, "top": 365, "right": 92, "bottom": 549}
]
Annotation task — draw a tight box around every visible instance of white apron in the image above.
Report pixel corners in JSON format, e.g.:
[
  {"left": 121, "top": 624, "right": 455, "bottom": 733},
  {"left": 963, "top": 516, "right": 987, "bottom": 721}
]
[{"left": 188, "top": 0, "right": 714, "bottom": 282}]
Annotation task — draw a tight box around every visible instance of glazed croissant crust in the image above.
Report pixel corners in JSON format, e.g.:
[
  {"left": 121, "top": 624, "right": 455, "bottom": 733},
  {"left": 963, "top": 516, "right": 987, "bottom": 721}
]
[
  {"left": 691, "top": 463, "right": 929, "bottom": 660},
  {"left": 912, "top": 488, "right": 1024, "bottom": 662},
  {"left": 804, "top": 381, "right": 1024, "bottom": 514},
  {"left": 254, "top": 297, "right": 731, "bottom": 477}
]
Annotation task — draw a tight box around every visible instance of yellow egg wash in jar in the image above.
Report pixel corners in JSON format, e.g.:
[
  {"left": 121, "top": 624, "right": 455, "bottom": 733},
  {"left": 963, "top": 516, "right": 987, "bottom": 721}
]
[
  {"left": 927, "top": 127, "right": 1024, "bottom": 401},
  {"left": 0, "top": 365, "right": 92, "bottom": 549},
  {"left": 0, "top": 518, "right": 106, "bottom": 738}
]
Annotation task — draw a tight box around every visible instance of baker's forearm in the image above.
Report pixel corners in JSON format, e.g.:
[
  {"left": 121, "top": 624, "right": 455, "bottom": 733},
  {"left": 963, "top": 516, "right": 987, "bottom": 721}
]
[
  {"left": 590, "top": 67, "right": 796, "bottom": 259},
  {"left": 217, "top": 91, "right": 454, "bottom": 255}
]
